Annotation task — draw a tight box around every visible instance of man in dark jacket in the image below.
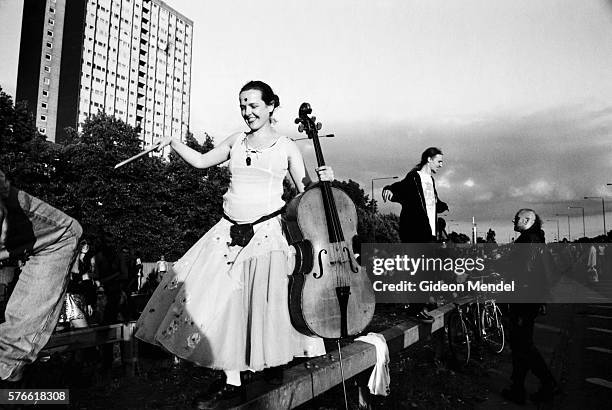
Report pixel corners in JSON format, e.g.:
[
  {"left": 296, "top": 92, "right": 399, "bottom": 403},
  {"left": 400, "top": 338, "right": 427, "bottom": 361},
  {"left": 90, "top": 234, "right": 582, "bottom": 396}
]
[
  {"left": 382, "top": 147, "right": 448, "bottom": 322},
  {"left": 502, "top": 208, "right": 557, "bottom": 404}
]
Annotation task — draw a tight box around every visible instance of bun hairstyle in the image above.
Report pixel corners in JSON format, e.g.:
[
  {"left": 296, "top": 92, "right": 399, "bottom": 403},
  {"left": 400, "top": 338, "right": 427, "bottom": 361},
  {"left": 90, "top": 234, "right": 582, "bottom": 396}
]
[{"left": 240, "top": 80, "right": 280, "bottom": 109}]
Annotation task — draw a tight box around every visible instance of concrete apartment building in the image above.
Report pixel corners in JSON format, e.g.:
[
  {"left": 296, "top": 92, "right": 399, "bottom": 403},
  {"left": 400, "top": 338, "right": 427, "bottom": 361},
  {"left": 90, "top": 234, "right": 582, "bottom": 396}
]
[{"left": 16, "top": 0, "right": 193, "bottom": 145}]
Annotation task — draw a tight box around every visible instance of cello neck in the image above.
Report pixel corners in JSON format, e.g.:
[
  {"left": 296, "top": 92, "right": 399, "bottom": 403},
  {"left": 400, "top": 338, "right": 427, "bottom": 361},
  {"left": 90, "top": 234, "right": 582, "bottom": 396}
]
[{"left": 296, "top": 103, "right": 344, "bottom": 243}]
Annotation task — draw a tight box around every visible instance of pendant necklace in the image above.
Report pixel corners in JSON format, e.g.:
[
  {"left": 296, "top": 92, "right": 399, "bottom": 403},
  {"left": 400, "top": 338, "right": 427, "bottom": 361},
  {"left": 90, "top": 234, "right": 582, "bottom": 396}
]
[{"left": 244, "top": 136, "right": 263, "bottom": 166}]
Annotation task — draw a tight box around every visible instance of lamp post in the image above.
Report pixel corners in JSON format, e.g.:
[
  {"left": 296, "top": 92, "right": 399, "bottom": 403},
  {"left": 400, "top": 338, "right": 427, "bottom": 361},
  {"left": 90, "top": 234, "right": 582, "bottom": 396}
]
[
  {"left": 568, "top": 206, "right": 585, "bottom": 238},
  {"left": 555, "top": 213, "right": 571, "bottom": 241},
  {"left": 546, "top": 219, "right": 560, "bottom": 242},
  {"left": 584, "top": 196, "right": 606, "bottom": 236},
  {"left": 371, "top": 176, "right": 399, "bottom": 209}
]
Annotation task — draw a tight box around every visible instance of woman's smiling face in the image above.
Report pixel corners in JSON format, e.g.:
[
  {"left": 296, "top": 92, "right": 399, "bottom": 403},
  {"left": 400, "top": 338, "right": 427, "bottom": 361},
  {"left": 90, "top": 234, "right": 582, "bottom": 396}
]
[{"left": 239, "top": 89, "right": 274, "bottom": 131}]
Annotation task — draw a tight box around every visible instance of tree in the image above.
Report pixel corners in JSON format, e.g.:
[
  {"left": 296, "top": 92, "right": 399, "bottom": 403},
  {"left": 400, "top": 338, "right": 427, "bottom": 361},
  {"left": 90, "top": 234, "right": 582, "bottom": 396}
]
[
  {"left": 160, "top": 131, "right": 230, "bottom": 260},
  {"left": 448, "top": 231, "right": 471, "bottom": 244},
  {"left": 486, "top": 228, "right": 497, "bottom": 243},
  {"left": 51, "top": 113, "right": 170, "bottom": 258},
  {"left": 0, "top": 87, "right": 52, "bottom": 192},
  {"left": 331, "top": 179, "right": 370, "bottom": 211}
]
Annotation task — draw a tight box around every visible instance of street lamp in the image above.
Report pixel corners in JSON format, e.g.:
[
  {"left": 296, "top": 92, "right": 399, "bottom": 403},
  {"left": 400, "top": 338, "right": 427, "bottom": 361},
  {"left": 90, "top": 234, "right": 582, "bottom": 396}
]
[
  {"left": 568, "top": 206, "right": 585, "bottom": 238},
  {"left": 371, "top": 176, "right": 399, "bottom": 208},
  {"left": 584, "top": 196, "right": 606, "bottom": 236},
  {"left": 555, "top": 213, "right": 571, "bottom": 241},
  {"left": 546, "top": 219, "right": 560, "bottom": 242}
]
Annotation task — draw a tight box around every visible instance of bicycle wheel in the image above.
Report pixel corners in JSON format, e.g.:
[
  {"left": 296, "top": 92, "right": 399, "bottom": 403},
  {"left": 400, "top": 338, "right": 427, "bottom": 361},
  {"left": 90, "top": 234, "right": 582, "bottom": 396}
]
[
  {"left": 480, "top": 303, "right": 505, "bottom": 353},
  {"left": 447, "top": 311, "right": 470, "bottom": 365}
]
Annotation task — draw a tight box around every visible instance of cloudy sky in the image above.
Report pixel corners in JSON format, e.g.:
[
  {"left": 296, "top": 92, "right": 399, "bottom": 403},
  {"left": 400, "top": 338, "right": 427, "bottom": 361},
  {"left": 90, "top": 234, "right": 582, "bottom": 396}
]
[{"left": 1, "top": 0, "right": 611, "bottom": 242}]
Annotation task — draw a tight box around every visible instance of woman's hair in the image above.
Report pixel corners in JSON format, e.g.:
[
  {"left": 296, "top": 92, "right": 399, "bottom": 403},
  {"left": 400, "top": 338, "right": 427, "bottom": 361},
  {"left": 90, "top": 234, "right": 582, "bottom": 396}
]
[
  {"left": 414, "top": 147, "right": 443, "bottom": 171},
  {"left": 240, "top": 80, "right": 280, "bottom": 109}
]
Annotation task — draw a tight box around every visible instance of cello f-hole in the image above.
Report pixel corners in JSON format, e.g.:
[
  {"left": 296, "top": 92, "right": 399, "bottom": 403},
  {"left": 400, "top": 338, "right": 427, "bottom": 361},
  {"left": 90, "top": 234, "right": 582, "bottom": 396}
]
[{"left": 314, "top": 249, "right": 328, "bottom": 279}]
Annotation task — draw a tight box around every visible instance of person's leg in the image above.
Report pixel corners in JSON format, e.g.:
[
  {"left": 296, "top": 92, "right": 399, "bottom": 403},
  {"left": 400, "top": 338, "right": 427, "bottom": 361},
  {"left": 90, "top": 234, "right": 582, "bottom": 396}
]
[
  {"left": 524, "top": 315, "right": 557, "bottom": 402},
  {"left": 502, "top": 309, "right": 529, "bottom": 404},
  {"left": 406, "top": 302, "right": 434, "bottom": 323},
  {"left": 103, "top": 287, "right": 120, "bottom": 324},
  {"left": 0, "top": 187, "right": 82, "bottom": 381},
  {"left": 193, "top": 369, "right": 244, "bottom": 409}
]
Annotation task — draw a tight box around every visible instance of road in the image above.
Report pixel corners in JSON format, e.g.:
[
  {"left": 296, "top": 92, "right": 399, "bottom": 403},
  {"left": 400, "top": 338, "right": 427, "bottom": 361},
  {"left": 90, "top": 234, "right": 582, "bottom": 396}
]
[{"left": 478, "top": 277, "right": 612, "bottom": 409}]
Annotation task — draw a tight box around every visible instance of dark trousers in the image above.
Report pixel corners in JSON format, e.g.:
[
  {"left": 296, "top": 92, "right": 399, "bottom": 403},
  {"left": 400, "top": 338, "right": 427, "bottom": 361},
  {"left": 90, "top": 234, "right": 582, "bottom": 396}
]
[
  {"left": 508, "top": 304, "right": 554, "bottom": 389},
  {"left": 404, "top": 236, "right": 437, "bottom": 315}
]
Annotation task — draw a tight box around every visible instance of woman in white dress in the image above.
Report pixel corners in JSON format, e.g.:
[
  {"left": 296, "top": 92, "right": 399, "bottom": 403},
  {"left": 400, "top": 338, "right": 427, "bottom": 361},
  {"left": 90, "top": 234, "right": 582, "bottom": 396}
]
[{"left": 135, "top": 81, "right": 332, "bottom": 407}]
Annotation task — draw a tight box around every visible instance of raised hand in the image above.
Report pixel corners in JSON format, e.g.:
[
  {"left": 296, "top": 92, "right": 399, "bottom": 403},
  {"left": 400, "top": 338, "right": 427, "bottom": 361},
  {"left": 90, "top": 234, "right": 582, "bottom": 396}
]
[
  {"left": 155, "top": 135, "right": 176, "bottom": 151},
  {"left": 382, "top": 188, "right": 393, "bottom": 202}
]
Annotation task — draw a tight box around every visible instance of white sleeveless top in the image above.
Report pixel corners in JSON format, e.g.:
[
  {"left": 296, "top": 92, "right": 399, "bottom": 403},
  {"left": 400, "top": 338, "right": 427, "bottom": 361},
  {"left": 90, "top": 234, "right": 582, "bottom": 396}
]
[{"left": 222, "top": 134, "right": 290, "bottom": 223}]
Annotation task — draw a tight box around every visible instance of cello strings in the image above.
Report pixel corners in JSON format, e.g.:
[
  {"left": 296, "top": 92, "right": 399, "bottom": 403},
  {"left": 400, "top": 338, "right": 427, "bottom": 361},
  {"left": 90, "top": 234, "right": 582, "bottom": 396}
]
[
  {"left": 327, "top": 183, "right": 345, "bottom": 286},
  {"left": 327, "top": 185, "right": 348, "bottom": 286}
]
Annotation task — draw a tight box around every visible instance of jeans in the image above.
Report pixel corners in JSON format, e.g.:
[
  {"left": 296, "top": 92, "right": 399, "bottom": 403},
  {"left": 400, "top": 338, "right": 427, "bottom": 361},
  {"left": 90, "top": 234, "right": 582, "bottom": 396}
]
[{"left": 0, "top": 187, "right": 82, "bottom": 380}]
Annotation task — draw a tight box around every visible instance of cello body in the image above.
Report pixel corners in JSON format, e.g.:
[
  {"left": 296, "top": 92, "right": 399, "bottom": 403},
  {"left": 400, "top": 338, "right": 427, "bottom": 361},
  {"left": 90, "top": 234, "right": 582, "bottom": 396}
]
[{"left": 286, "top": 103, "right": 375, "bottom": 339}]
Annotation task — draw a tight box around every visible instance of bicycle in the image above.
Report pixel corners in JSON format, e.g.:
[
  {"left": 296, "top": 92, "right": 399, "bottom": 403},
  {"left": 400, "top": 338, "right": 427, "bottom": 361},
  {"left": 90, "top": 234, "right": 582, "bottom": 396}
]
[{"left": 447, "top": 275, "right": 505, "bottom": 365}]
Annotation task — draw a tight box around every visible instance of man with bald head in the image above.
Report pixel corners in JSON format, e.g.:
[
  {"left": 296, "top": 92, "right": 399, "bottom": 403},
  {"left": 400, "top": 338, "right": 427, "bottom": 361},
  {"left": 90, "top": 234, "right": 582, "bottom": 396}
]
[
  {"left": 501, "top": 208, "right": 557, "bottom": 404},
  {"left": 513, "top": 209, "right": 542, "bottom": 242}
]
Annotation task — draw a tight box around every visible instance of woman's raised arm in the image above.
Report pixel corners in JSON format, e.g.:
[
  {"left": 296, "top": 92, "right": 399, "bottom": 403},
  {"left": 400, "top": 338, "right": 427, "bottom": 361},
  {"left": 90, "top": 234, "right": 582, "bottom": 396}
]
[{"left": 159, "top": 133, "right": 241, "bottom": 169}]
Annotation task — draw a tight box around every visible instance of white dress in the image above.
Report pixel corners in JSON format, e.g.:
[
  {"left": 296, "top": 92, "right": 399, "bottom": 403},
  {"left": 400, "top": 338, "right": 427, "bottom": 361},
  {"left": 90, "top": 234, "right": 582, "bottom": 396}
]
[{"left": 135, "top": 134, "right": 324, "bottom": 371}]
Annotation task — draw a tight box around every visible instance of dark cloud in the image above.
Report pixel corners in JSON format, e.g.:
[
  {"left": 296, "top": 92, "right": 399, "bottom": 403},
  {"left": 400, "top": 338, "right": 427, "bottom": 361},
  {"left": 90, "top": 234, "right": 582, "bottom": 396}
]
[{"left": 305, "top": 103, "right": 612, "bottom": 230}]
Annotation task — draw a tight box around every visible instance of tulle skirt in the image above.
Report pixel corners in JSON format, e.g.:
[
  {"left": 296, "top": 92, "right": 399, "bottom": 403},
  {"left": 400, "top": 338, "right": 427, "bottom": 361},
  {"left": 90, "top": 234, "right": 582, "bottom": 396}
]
[{"left": 135, "top": 216, "right": 324, "bottom": 371}]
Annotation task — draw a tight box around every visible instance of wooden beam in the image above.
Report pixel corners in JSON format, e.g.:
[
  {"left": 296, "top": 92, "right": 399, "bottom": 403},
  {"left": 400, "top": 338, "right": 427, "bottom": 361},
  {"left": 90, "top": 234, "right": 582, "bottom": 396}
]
[
  {"left": 42, "top": 324, "right": 123, "bottom": 354},
  {"left": 233, "top": 300, "right": 468, "bottom": 409},
  {"left": 40, "top": 322, "right": 139, "bottom": 377}
]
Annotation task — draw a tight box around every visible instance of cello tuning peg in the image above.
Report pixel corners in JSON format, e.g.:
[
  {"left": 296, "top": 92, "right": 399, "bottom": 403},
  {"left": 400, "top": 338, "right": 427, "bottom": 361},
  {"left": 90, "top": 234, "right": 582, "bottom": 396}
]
[
  {"left": 316, "top": 122, "right": 322, "bottom": 130},
  {"left": 298, "top": 124, "right": 304, "bottom": 133}
]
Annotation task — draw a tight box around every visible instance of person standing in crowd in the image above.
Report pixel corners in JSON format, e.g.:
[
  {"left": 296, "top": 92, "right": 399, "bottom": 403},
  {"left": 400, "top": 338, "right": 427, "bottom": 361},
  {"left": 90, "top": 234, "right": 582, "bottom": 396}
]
[
  {"left": 134, "top": 252, "right": 143, "bottom": 292},
  {"left": 156, "top": 255, "right": 168, "bottom": 280},
  {"left": 58, "top": 240, "right": 96, "bottom": 330},
  {"left": 117, "top": 246, "right": 135, "bottom": 320},
  {"left": 382, "top": 147, "right": 448, "bottom": 323},
  {"left": 94, "top": 234, "right": 121, "bottom": 324},
  {"left": 135, "top": 81, "right": 331, "bottom": 408},
  {"left": 0, "top": 169, "right": 82, "bottom": 386},
  {"left": 501, "top": 208, "right": 557, "bottom": 405}
]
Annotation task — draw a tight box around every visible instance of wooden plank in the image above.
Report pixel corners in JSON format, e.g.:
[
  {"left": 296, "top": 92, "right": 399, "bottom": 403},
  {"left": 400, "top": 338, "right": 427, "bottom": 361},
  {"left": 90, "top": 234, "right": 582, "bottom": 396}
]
[
  {"left": 234, "top": 299, "right": 469, "bottom": 409},
  {"left": 120, "top": 322, "right": 139, "bottom": 377},
  {"left": 43, "top": 324, "right": 123, "bottom": 351}
]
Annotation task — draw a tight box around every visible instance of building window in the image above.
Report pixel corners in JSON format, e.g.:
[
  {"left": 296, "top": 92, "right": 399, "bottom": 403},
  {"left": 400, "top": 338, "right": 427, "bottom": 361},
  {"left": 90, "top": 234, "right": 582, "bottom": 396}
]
[
  {"left": 38, "top": 127, "right": 46, "bottom": 134},
  {"left": 40, "top": 115, "right": 47, "bottom": 121},
  {"left": 43, "top": 78, "right": 50, "bottom": 85},
  {"left": 48, "top": 18, "right": 54, "bottom": 26},
  {"left": 46, "top": 42, "right": 53, "bottom": 49},
  {"left": 49, "top": 6, "right": 55, "bottom": 14},
  {"left": 47, "top": 30, "right": 53, "bottom": 37},
  {"left": 42, "top": 90, "right": 49, "bottom": 97},
  {"left": 44, "top": 66, "right": 50, "bottom": 73},
  {"left": 45, "top": 53, "right": 52, "bottom": 60},
  {"left": 41, "top": 102, "right": 48, "bottom": 109}
]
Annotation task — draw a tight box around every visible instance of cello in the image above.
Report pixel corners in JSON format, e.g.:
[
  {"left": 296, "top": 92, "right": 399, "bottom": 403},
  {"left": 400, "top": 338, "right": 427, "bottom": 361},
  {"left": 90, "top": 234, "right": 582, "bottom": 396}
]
[{"left": 285, "top": 103, "right": 375, "bottom": 339}]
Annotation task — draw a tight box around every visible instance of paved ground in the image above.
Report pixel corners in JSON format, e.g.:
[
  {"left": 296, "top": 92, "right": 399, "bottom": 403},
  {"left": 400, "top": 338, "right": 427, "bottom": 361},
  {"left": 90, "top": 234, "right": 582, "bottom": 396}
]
[{"left": 475, "top": 278, "right": 612, "bottom": 410}]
